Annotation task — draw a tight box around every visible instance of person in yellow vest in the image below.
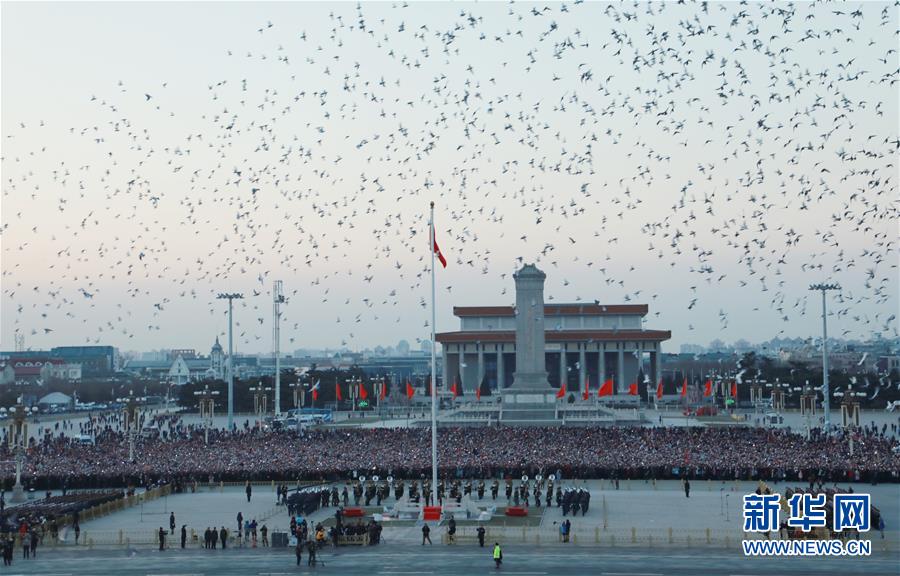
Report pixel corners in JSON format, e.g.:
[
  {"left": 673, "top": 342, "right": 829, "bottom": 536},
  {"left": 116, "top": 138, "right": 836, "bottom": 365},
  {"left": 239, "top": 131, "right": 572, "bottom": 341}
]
[{"left": 492, "top": 542, "right": 502, "bottom": 569}]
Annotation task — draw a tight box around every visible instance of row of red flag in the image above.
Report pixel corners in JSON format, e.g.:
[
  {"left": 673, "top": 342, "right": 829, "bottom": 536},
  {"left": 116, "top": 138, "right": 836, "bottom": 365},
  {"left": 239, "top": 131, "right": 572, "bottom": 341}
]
[{"left": 314, "top": 377, "right": 739, "bottom": 402}]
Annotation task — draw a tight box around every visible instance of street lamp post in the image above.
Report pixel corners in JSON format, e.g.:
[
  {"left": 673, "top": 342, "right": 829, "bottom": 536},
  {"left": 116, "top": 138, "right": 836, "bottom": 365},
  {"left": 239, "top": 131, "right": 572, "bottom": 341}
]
[
  {"left": 809, "top": 283, "right": 840, "bottom": 432},
  {"left": 249, "top": 383, "right": 273, "bottom": 421},
  {"left": 4, "top": 398, "right": 36, "bottom": 503},
  {"left": 194, "top": 384, "right": 219, "bottom": 444},
  {"left": 290, "top": 380, "right": 305, "bottom": 410},
  {"left": 116, "top": 390, "right": 141, "bottom": 463},
  {"left": 217, "top": 292, "right": 244, "bottom": 431}
]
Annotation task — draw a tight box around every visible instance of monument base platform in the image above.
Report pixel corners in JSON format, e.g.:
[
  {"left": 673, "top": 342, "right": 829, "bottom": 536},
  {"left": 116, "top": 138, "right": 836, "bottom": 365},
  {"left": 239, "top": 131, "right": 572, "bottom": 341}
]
[{"left": 500, "top": 389, "right": 560, "bottom": 425}]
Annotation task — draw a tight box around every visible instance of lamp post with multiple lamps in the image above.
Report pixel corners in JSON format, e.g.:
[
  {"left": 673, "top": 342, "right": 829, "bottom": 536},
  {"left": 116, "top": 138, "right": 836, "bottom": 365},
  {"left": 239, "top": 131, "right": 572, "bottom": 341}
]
[
  {"left": 290, "top": 377, "right": 307, "bottom": 410},
  {"left": 3, "top": 398, "right": 38, "bottom": 503},
  {"left": 194, "top": 384, "right": 220, "bottom": 444},
  {"left": 249, "top": 383, "right": 273, "bottom": 420},
  {"left": 116, "top": 390, "right": 142, "bottom": 462}
]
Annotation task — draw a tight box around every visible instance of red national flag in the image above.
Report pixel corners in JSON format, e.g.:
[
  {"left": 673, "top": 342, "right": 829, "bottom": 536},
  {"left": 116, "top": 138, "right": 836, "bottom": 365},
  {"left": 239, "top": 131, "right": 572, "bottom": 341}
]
[
  {"left": 656, "top": 379, "right": 663, "bottom": 400},
  {"left": 628, "top": 382, "right": 638, "bottom": 396},
  {"left": 432, "top": 237, "right": 447, "bottom": 268},
  {"left": 312, "top": 388, "right": 319, "bottom": 402},
  {"left": 336, "top": 381, "right": 343, "bottom": 401},
  {"left": 703, "top": 379, "right": 712, "bottom": 397},
  {"left": 450, "top": 381, "right": 459, "bottom": 399},
  {"left": 475, "top": 383, "right": 481, "bottom": 401},
  {"left": 359, "top": 382, "right": 368, "bottom": 400},
  {"left": 406, "top": 380, "right": 415, "bottom": 399},
  {"left": 598, "top": 378, "right": 614, "bottom": 397},
  {"left": 582, "top": 377, "right": 590, "bottom": 401},
  {"left": 556, "top": 384, "right": 566, "bottom": 399},
  {"left": 680, "top": 378, "right": 688, "bottom": 397},
  {"left": 730, "top": 381, "right": 737, "bottom": 398},
  {"left": 380, "top": 379, "right": 387, "bottom": 400}
]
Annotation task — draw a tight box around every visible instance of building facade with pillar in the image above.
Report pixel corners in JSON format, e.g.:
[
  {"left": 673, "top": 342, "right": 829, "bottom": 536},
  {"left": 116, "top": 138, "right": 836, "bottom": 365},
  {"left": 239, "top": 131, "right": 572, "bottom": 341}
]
[{"left": 436, "top": 304, "right": 670, "bottom": 396}]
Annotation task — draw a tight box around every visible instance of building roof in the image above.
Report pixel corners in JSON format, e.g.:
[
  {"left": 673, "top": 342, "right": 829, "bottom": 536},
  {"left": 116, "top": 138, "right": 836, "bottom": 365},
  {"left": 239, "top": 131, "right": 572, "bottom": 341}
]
[
  {"left": 452, "top": 304, "right": 649, "bottom": 317},
  {"left": 124, "top": 360, "right": 171, "bottom": 370},
  {"left": 435, "top": 329, "right": 671, "bottom": 343},
  {"left": 38, "top": 392, "right": 72, "bottom": 405}
]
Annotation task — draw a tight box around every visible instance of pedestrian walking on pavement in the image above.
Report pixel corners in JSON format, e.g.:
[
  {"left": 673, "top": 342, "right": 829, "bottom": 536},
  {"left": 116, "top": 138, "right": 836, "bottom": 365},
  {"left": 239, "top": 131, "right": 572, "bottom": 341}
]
[
  {"left": 492, "top": 543, "right": 503, "bottom": 569},
  {"left": 158, "top": 527, "right": 166, "bottom": 551},
  {"left": 246, "top": 482, "right": 252, "bottom": 503},
  {"left": 169, "top": 512, "right": 176, "bottom": 535},
  {"left": 180, "top": 525, "right": 187, "bottom": 549},
  {"left": 422, "top": 523, "right": 432, "bottom": 545},
  {"left": 477, "top": 525, "right": 485, "bottom": 547}
]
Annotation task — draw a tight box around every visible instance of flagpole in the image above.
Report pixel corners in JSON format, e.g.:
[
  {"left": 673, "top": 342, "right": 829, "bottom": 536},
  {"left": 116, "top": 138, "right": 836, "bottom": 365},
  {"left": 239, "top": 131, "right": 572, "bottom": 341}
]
[{"left": 429, "top": 201, "right": 438, "bottom": 504}]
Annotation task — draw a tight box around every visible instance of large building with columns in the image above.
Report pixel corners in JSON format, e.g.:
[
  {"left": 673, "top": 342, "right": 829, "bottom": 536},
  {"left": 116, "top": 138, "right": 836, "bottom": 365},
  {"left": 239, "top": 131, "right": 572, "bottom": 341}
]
[{"left": 436, "top": 300, "right": 670, "bottom": 397}]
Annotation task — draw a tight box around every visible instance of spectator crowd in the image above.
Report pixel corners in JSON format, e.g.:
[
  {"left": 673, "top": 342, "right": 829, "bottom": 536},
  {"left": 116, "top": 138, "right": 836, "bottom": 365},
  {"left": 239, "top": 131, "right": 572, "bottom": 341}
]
[{"left": 1, "top": 418, "right": 898, "bottom": 490}]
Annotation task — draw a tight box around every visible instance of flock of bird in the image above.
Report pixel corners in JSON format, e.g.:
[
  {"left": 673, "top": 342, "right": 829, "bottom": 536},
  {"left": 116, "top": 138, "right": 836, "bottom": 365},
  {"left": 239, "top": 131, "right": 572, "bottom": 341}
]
[{"left": 1, "top": 1, "right": 897, "bottom": 353}]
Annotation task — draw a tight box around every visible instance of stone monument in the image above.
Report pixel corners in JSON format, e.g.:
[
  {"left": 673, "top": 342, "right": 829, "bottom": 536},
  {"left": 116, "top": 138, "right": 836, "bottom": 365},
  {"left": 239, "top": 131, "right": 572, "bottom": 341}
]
[{"left": 501, "top": 264, "right": 559, "bottom": 424}]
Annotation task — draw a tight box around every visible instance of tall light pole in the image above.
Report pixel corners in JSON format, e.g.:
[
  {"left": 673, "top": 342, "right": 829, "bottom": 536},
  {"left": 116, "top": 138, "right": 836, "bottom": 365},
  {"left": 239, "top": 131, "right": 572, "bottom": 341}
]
[
  {"left": 809, "top": 283, "right": 840, "bottom": 432},
  {"left": 273, "top": 281, "right": 285, "bottom": 417},
  {"left": 217, "top": 293, "right": 244, "bottom": 431}
]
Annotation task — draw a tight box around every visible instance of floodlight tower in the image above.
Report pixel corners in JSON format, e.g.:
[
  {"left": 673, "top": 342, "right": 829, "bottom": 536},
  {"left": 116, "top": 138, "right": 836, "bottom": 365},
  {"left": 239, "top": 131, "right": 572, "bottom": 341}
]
[
  {"left": 273, "top": 280, "right": 285, "bottom": 417},
  {"left": 809, "top": 283, "right": 840, "bottom": 432},
  {"left": 217, "top": 292, "right": 244, "bottom": 430}
]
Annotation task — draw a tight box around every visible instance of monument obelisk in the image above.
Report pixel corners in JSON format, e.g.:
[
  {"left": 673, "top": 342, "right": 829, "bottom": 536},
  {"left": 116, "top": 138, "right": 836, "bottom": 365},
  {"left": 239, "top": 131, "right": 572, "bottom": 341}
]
[
  {"left": 502, "top": 264, "right": 557, "bottom": 423},
  {"left": 510, "top": 264, "right": 550, "bottom": 390}
]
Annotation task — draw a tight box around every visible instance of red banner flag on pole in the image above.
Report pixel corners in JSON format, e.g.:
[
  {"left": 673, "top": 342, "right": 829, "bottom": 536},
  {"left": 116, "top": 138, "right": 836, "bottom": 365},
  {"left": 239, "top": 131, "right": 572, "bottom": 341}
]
[
  {"left": 730, "top": 381, "right": 737, "bottom": 398},
  {"left": 475, "top": 382, "right": 481, "bottom": 401},
  {"left": 680, "top": 377, "right": 688, "bottom": 397},
  {"left": 556, "top": 384, "right": 566, "bottom": 399},
  {"left": 433, "top": 237, "right": 447, "bottom": 268},
  {"left": 628, "top": 382, "right": 638, "bottom": 396},
  {"left": 336, "top": 381, "right": 343, "bottom": 402},
  {"left": 380, "top": 379, "right": 387, "bottom": 401},
  {"left": 703, "top": 379, "right": 712, "bottom": 397},
  {"left": 656, "top": 379, "right": 663, "bottom": 400},
  {"left": 582, "top": 376, "right": 590, "bottom": 400},
  {"left": 359, "top": 382, "right": 368, "bottom": 400},
  {"left": 599, "top": 378, "right": 614, "bottom": 397},
  {"left": 406, "top": 380, "right": 415, "bottom": 399},
  {"left": 450, "top": 381, "right": 459, "bottom": 399}
]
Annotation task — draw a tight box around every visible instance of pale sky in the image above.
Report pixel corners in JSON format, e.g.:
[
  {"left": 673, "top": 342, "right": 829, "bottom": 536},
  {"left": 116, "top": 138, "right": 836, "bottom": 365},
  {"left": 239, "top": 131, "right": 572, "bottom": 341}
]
[{"left": 1, "top": 1, "right": 898, "bottom": 355}]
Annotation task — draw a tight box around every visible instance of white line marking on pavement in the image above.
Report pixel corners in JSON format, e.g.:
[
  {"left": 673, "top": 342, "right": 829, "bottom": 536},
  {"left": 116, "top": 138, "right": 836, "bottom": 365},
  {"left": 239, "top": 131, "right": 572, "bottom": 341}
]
[{"left": 602, "top": 573, "right": 663, "bottom": 576}]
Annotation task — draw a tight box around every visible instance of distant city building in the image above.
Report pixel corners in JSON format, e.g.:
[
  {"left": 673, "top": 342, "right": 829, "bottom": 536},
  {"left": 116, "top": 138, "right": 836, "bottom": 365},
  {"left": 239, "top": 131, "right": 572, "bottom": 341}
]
[
  {"left": 0, "top": 357, "right": 81, "bottom": 383},
  {"left": 679, "top": 344, "right": 706, "bottom": 354},
  {"left": 168, "top": 349, "right": 197, "bottom": 360},
  {"left": 210, "top": 338, "right": 225, "bottom": 379},
  {"left": 124, "top": 337, "right": 228, "bottom": 384},
  {"left": 877, "top": 355, "right": 900, "bottom": 373},
  {"left": 50, "top": 346, "right": 117, "bottom": 376},
  {"left": 396, "top": 340, "right": 411, "bottom": 356}
]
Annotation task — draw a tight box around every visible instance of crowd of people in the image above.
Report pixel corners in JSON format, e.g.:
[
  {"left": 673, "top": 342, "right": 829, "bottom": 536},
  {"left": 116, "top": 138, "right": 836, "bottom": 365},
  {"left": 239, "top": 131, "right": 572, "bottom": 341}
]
[{"left": 1, "top": 420, "right": 898, "bottom": 489}]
